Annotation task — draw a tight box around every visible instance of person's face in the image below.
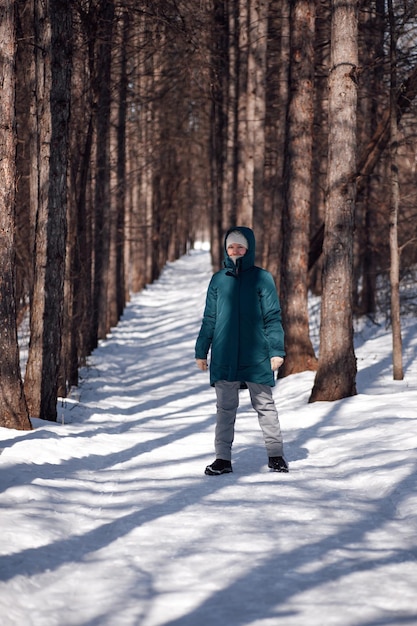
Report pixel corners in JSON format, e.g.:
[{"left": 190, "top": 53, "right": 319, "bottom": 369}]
[{"left": 227, "top": 243, "right": 247, "bottom": 257}]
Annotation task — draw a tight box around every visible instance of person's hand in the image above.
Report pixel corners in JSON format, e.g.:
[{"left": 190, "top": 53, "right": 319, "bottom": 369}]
[
  {"left": 196, "top": 358, "right": 208, "bottom": 371},
  {"left": 270, "top": 356, "right": 284, "bottom": 371}
]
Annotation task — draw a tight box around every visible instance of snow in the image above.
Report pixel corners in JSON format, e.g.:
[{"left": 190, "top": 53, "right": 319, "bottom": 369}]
[{"left": 1, "top": 248, "right": 417, "bottom": 626}]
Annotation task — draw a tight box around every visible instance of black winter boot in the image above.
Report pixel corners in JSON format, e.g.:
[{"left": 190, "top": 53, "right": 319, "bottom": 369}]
[
  {"left": 205, "top": 459, "right": 233, "bottom": 475},
  {"left": 268, "top": 456, "right": 289, "bottom": 472}
]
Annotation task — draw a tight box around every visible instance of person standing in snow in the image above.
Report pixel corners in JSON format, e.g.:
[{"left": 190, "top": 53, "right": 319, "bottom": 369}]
[{"left": 195, "top": 226, "right": 288, "bottom": 475}]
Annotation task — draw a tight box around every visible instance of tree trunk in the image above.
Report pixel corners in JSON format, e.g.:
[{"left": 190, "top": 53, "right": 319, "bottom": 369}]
[
  {"left": 355, "top": 0, "right": 385, "bottom": 315},
  {"left": 262, "top": 0, "right": 289, "bottom": 280},
  {"left": 308, "top": 0, "right": 330, "bottom": 292},
  {"left": 209, "top": 0, "right": 229, "bottom": 269},
  {"left": 127, "top": 10, "right": 150, "bottom": 293},
  {"left": 115, "top": 8, "right": 129, "bottom": 320},
  {"left": 24, "top": 0, "right": 51, "bottom": 417},
  {"left": 222, "top": 0, "right": 238, "bottom": 231},
  {"left": 309, "top": 0, "right": 358, "bottom": 402},
  {"left": 92, "top": 0, "right": 114, "bottom": 343},
  {"left": 24, "top": 0, "right": 72, "bottom": 420},
  {"left": 0, "top": 0, "right": 31, "bottom": 430},
  {"left": 281, "top": 0, "right": 317, "bottom": 376},
  {"left": 236, "top": 0, "right": 250, "bottom": 225},
  {"left": 388, "top": 0, "right": 403, "bottom": 381},
  {"left": 246, "top": 0, "right": 268, "bottom": 253},
  {"left": 15, "top": 0, "right": 35, "bottom": 319}
]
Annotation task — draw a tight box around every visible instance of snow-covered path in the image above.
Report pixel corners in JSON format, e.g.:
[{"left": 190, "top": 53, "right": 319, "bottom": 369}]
[{"left": 1, "top": 249, "right": 417, "bottom": 626}]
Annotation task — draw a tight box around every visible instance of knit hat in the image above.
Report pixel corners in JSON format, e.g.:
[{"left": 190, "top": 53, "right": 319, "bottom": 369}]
[{"left": 226, "top": 230, "right": 248, "bottom": 249}]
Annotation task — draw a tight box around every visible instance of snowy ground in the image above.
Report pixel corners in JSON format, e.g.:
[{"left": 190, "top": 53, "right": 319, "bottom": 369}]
[{"left": 1, "top": 248, "right": 417, "bottom": 626}]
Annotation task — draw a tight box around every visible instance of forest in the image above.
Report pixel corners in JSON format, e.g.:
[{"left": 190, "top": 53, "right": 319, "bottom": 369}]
[{"left": 0, "top": 0, "right": 416, "bottom": 430}]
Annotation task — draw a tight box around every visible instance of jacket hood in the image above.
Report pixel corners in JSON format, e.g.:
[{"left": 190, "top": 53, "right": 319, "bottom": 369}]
[{"left": 223, "top": 226, "right": 256, "bottom": 272}]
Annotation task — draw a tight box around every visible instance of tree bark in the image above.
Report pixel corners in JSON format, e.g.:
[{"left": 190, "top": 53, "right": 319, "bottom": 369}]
[
  {"left": 66, "top": 4, "right": 96, "bottom": 379},
  {"left": 246, "top": 0, "right": 268, "bottom": 252},
  {"left": 209, "top": 0, "right": 229, "bottom": 269},
  {"left": 388, "top": 0, "right": 403, "bottom": 381},
  {"left": 128, "top": 10, "right": 152, "bottom": 292},
  {"left": 15, "top": 0, "right": 35, "bottom": 319},
  {"left": 115, "top": 8, "right": 129, "bottom": 320},
  {"left": 309, "top": 0, "right": 358, "bottom": 402},
  {"left": 262, "top": 0, "right": 289, "bottom": 279},
  {"left": 236, "top": 0, "right": 251, "bottom": 225},
  {"left": 355, "top": 0, "right": 385, "bottom": 315},
  {"left": 92, "top": 0, "right": 114, "bottom": 343},
  {"left": 24, "top": 0, "right": 72, "bottom": 420},
  {"left": 222, "top": 0, "right": 238, "bottom": 231},
  {"left": 281, "top": 0, "right": 317, "bottom": 376},
  {"left": 0, "top": 0, "right": 31, "bottom": 430}
]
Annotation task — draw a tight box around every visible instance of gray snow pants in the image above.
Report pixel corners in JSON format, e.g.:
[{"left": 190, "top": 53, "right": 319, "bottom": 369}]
[{"left": 214, "top": 380, "right": 284, "bottom": 461}]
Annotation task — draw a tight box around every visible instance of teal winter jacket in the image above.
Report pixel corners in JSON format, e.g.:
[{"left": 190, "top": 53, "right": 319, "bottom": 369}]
[{"left": 195, "top": 227, "right": 285, "bottom": 386}]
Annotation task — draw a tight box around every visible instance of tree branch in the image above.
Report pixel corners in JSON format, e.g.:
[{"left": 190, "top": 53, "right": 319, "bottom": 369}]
[{"left": 309, "top": 62, "right": 417, "bottom": 269}]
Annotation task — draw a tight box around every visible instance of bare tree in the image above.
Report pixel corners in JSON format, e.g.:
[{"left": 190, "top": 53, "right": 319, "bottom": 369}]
[
  {"left": 308, "top": 59, "right": 417, "bottom": 272},
  {"left": 92, "top": 0, "right": 115, "bottom": 343},
  {"left": 208, "top": 0, "right": 230, "bottom": 269},
  {"left": 107, "top": 5, "right": 129, "bottom": 330},
  {"left": 127, "top": 7, "right": 153, "bottom": 291},
  {"left": 309, "top": 0, "right": 358, "bottom": 402},
  {"left": 115, "top": 6, "right": 130, "bottom": 320},
  {"left": 24, "top": 0, "right": 72, "bottom": 420},
  {"left": 236, "top": 0, "right": 251, "bottom": 226},
  {"left": 354, "top": 0, "right": 386, "bottom": 316},
  {"left": 388, "top": 0, "right": 403, "bottom": 380},
  {"left": 245, "top": 0, "right": 268, "bottom": 244},
  {"left": 15, "top": 0, "right": 35, "bottom": 320},
  {"left": 262, "top": 0, "right": 289, "bottom": 280},
  {"left": 235, "top": 0, "right": 268, "bottom": 240},
  {"left": 0, "top": 0, "right": 31, "bottom": 430},
  {"left": 280, "top": 0, "right": 318, "bottom": 376}
]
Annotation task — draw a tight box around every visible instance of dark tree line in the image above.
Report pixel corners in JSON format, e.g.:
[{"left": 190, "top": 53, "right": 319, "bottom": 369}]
[{"left": 1, "top": 0, "right": 417, "bottom": 429}]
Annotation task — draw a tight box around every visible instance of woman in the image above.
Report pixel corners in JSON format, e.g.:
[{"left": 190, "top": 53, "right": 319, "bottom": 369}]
[{"left": 195, "top": 226, "right": 288, "bottom": 475}]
